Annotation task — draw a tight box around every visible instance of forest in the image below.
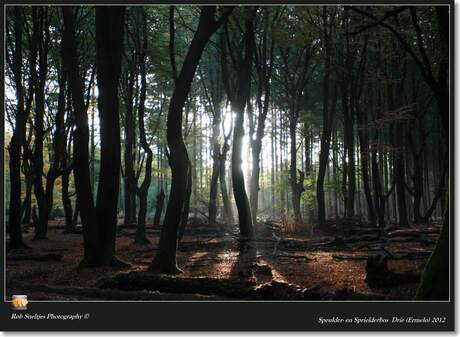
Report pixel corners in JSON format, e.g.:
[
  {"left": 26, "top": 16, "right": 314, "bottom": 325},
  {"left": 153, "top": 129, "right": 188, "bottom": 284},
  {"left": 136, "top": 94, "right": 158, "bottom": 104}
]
[{"left": 5, "top": 5, "right": 450, "bottom": 301}]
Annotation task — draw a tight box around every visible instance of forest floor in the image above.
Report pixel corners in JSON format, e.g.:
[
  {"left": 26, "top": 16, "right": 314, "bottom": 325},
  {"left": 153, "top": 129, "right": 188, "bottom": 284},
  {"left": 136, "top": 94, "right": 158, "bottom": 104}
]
[{"left": 5, "top": 218, "right": 440, "bottom": 301}]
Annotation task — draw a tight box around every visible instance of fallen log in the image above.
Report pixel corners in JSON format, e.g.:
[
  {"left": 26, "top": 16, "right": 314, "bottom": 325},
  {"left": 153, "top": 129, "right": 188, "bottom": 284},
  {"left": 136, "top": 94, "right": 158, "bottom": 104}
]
[
  {"left": 335, "top": 248, "right": 432, "bottom": 262},
  {"left": 96, "top": 271, "right": 325, "bottom": 300},
  {"left": 97, "top": 271, "right": 257, "bottom": 299},
  {"left": 386, "top": 228, "right": 440, "bottom": 238}
]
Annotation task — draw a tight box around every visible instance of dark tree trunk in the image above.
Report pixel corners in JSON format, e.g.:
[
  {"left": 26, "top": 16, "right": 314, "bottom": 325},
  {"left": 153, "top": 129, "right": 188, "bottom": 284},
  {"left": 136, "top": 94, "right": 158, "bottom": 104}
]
[
  {"left": 178, "top": 159, "right": 192, "bottom": 242},
  {"left": 153, "top": 189, "right": 165, "bottom": 228},
  {"left": 407, "top": 116, "right": 426, "bottom": 223},
  {"left": 230, "top": 18, "right": 255, "bottom": 240},
  {"left": 249, "top": 12, "right": 275, "bottom": 226},
  {"left": 122, "top": 51, "right": 137, "bottom": 226},
  {"left": 416, "top": 5, "right": 449, "bottom": 300},
  {"left": 208, "top": 108, "right": 222, "bottom": 226},
  {"left": 249, "top": 137, "right": 262, "bottom": 225},
  {"left": 394, "top": 121, "right": 409, "bottom": 226},
  {"left": 416, "top": 208, "right": 449, "bottom": 300},
  {"left": 8, "top": 7, "right": 31, "bottom": 249},
  {"left": 41, "top": 58, "right": 67, "bottom": 237},
  {"left": 72, "top": 201, "right": 79, "bottom": 227},
  {"left": 317, "top": 49, "right": 333, "bottom": 228},
  {"left": 219, "top": 142, "right": 233, "bottom": 223},
  {"left": 420, "top": 156, "right": 447, "bottom": 223},
  {"left": 62, "top": 6, "right": 126, "bottom": 266},
  {"left": 62, "top": 6, "right": 98, "bottom": 263},
  {"left": 62, "top": 166, "right": 74, "bottom": 232},
  {"left": 32, "top": 8, "right": 50, "bottom": 240},
  {"left": 208, "top": 153, "right": 220, "bottom": 225},
  {"left": 150, "top": 7, "right": 232, "bottom": 273},
  {"left": 20, "top": 178, "right": 32, "bottom": 225},
  {"left": 341, "top": 84, "right": 356, "bottom": 219},
  {"left": 289, "top": 116, "right": 304, "bottom": 226},
  {"left": 94, "top": 6, "right": 126, "bottom": 265},
  {"left": 20, "top": 133, "right": 34, "bottom": 227},
  {"left": 357, "top": 104, "right": 376, "bottom": 225},
  {"left": 134, "top": 9, "right": 152, "bottom": 245},
  {"left": 371, "top": 139, "right": 386, "bottom": 227}
]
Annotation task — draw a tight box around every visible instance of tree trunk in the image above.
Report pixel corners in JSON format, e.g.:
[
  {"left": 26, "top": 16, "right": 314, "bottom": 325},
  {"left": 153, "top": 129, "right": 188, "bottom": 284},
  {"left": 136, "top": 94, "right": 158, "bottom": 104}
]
[
  {"left": 249, "top": 139, "right": 262, "bottom": 225},
  {"left": 62, "top": 6, "right": 126, "bottom": 266},
  {"left": 357, "top": 104, "right": 376, "bottom": 225},
  {"left": 415, "top": 208, "right": 449, "bottom": 300},
  {"left": 134, "top": 8, "right": 152, "bottom": 245},
  {"left": 219, "top": 144, "right": 233, "bottom": 223},
  {"left": 122, "top": 57, "right": 137, "bottom": 226},
  {"left": 41, "top": 57, "right": 67, "bottom": 238},
  {"left": 150, "top": 7, "right": 231, "bottom": 273},
  {"left": 317, "top": 60, "right": 334, "bottom": 228},
  {"left": 94, "top": 6, "right": 126, "bottom": 265},
  {"left": 8, "top": 7, "right": 31, "bottom": 249},
  {"left": 32, "top": 8, "right": 50, "bottom": 240},
  {"left": 416, "top": 5, "right": 450, "bottom": 300},
  {"left": 230, "top": 18, "right": 255, "bottom": 240},
  {"left": 394, "top": 121, "right": 409, "bottom": 226},
  {"left": 61, "top": 167, "right": 74, "bottom": 231},
  {"left": 20, "top": 177, "right": 32, "bottom": 225},
  {"left": 178, "top": 159, "right": 192, "bottom": 241},
  {"left": 153, "top": 189, "right": 165, "bottom": 227},
  {"left": 289, "top": 117, "right": 304, "bottom": 226},
  {"left": 208, "top": 95, "right": 222, "bottom": 225},
  {"left": 62, "top": 6, "right": 98, "bottom": 263}
]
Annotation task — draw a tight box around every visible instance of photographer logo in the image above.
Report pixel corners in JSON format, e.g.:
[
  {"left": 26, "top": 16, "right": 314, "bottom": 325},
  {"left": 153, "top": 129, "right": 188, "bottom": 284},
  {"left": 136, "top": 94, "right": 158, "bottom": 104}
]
[{"left": 11, "top": 295, "right": 28, "bottom": 310}]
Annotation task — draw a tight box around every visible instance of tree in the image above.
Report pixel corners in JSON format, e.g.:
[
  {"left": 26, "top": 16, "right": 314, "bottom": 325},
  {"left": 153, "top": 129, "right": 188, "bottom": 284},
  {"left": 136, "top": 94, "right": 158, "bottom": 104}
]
[
  {"left": 31, "top": 7, "right": 50, "bottom": 240},
  {"left": 150, "top": 6, "right": 233, "bottom": 273},
  {"left": 278, "top": 9, "right": 314, "bottom": 225},
  {"left": 134, "top": 8, "right": 153, "bottom": 244},
  {"left": 62, "top": 6, "right": 127, "bottom": 266},
  {"left": 121, "top": 10, "right": 138, "bottom": 226},
  {"left": 6, "top": 7, "right": 34, "bottom": 249},
  {"left": 316, "top": 7, "right": 336, "bottom": 228},
  {"left": 221, "top": 9, "right": 257, "bottom": 239},
  {"left": 200, "top": 53, "right": 225, "bottom": 226},
  {"left": 248, "top": 8, "right": 278, "bottom": 226},
  {"left": 94, "top": 6, "right": 126, "bottom": 264}
]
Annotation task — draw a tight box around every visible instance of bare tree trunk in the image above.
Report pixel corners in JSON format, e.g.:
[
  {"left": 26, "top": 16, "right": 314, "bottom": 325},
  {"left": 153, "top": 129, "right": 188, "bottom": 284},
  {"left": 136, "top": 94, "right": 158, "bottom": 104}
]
[
  {"left": 357, "top": 102, "right": 376, "bottom": 224},
  {"left": 317, "top": 47, "right": 333, "bottom": 227},
  {"left": 135, "top": 8, "right": 152, "bottom": 244},
  {"left": 122, "top": 53, "right": 137, "bottom": 226},
  {"left": 150, "top": 7, "right": 232, "bottom": 273},
  {"left": 8, "top": 7, "right": 32, "bottom": 249},
  {"left": 62, "top": 6, "right": 98, "bottom": 263},
  {"left": 62, "top": 167, "right": 74, "bottom": 231},
  {"left": 208, "top": 108, "right": 221, "bottom": 225},
  {"left": 94, "top": 6, "right": 126, "bottom": 265},
  {"left": 62, "top": 6, "right": 126, "bottom": 266},
  {"left": 230, "top": 18, "right": 255, "bottom": 240},
  {"left": 32, "top": 8, "right": 50, "bottom": 240},
  {"left": 219, "top": 142, "right": 233, "bottom": 223},
  {"left": 153, "top": 189, "right": 165, "bottom": 227}
]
